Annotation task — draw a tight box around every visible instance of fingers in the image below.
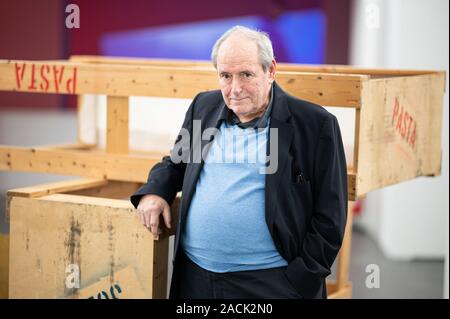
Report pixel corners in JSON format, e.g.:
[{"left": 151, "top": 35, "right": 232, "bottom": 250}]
[
  {"left": 162, "top": 204, "right": 171, "bottom": 229},
  {"left": 143, "top": 209, "right": 152, "bottom": 229},
  {"left": 149, "top": 211, "right": 161, "bottom": 238},
  {"left": 136, "top": 195, "right": 171, "bottom": 238}
]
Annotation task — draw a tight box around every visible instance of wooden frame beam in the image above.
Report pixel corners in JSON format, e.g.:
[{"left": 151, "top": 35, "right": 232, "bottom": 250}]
[
  {"left": 0, "top": 145, "right": 159, "bottom": 183},
  {"left": 71, "top": 55, "right": 442, "bottom": 76},
  {"left": 0, "top": 59, "right": 363, "bottom": 107}
]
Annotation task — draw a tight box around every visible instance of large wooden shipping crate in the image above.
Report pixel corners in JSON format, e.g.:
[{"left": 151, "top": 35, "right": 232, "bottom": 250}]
[
  {"left": 6, "top": 179, "right": 179, "bottom": 298},
  {"left": 0, "top": 56, "right": 446, "bottom": 298}
]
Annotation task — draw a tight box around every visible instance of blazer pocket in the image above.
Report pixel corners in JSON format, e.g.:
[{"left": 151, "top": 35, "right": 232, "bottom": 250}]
[
  {"left": 291, "top": 176, "right": 311, "bottom": 188},
  {"left": 290, "top": 158, "right": 308, "bottom": 186}
]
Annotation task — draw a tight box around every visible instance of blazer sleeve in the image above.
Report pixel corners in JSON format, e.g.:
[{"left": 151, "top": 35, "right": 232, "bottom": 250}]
[
  {"left": 129, "top": 93, "right": 199, "bottom": 208},
  {"left": 285, "top": 114, "right": 348, "bottom": 298}
]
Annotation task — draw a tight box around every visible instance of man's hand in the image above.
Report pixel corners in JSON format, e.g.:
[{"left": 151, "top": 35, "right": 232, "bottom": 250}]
[{"left": 137, "top": 194, "right": 171, "bottom": 238}]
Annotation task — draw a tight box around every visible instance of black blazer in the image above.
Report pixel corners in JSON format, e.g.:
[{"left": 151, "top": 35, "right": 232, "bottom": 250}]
[{"left": 131, "top": 82, "right": 348, "bottom": 299}]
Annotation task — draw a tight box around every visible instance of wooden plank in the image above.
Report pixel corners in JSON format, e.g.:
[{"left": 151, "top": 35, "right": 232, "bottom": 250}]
[
  {"left": 70, "top": 55, "right": 214, "bottom": 69},
  {"left": 66, "top": 181, "right": 142, "bottom": 200},
  {"left": 0, "top": 59, "right": 363, "bottom": 107},
  {"left": 336, "top": 201, "right": 354, "bottom": 290},
  {"left": 106, "top": 96, "right": 129, "bottom": 154},
  {"left": 0, "top": 233, "right": 8, "bottom": 299},
  {"left": 0, "top": 145, "right": 160, "bottom": 183},
  {"left": 38, "top": 193, "right": 134, "bottom": 208},
  {"left": 5, "top": 178, "right": 107, "bottom": 221},
  {"left": 353, "top": 109, "right": 361, "bottom": 173},
  {"left": 326, "top": 280, "right": 352, "bottom": 299},
  {"left": 356, "top": 73, "right": 446, "bottom": 196},
  {"left": 7, "top": 178, "right": 107, "bottom": 198},
  {"left": 7, "top": 180, "right": 140, "bottom": 219},
  {"left": 277, "top": 63, "right": 441, "bottom": 77},
  {"left": 276, "top": 72, "right": 362, "bottom": 108},
  {"left": 152, "top": 237, "right": 169, "bottom": 299},
  {"left": 38, "top": 143, "right": 97, "bottom": 150},
  {"left": 71, "top": 55, "right": 440, "bottom": 77},
  {"left": 8, "top": 195, "right": 153, "bottom": 298},
  {"left": 347, "top": 172, "right": 357, "bottom": 201}
]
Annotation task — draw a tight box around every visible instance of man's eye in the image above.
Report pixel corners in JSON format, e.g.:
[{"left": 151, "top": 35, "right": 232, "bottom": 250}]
[
  {"left": 242, "top": 73, "right": 252, "bottom": 78},
  {"left": 221, "top": 74, "right": 231, "bottom": 80}
]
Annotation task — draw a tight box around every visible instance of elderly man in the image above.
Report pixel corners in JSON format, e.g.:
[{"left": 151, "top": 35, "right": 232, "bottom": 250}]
[{"left": 130, "top": 26, "right": 348, "bottom": 299}]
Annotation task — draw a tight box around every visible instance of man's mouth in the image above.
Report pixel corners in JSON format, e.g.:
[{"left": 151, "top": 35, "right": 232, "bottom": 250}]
[{"left": 230, "top": 98, "right": 247, "bottom": 101}]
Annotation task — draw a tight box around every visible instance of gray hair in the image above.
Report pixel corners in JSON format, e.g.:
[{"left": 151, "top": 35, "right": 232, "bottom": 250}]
[{"left": 211, "top": 26, "right": 274, "bottom": 72}]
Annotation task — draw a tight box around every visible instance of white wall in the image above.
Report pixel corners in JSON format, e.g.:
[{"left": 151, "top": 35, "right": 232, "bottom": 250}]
[
  {"left": 350, "top": 0, "right": 449, "bottom": 298},
  {"left": 79, "top": 95, "right": 190, "bottom": 152}
]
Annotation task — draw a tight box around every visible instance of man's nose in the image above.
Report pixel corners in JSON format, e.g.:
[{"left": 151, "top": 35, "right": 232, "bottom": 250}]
[{"left": 231, "top": 78, "right": 243, "bottom": 96}]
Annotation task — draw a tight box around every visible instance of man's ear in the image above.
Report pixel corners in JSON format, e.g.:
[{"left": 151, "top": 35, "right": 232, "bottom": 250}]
[{"left": 269, "top": 59, "right": 277, "bottom": 81}]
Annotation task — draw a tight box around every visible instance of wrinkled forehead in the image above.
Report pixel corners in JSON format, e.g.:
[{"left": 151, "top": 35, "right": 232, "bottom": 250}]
[{"left": 217, "top": 36, "right": 261, "bottom": 72}]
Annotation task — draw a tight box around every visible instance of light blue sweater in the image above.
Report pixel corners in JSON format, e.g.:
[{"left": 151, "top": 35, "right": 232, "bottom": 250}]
[{"left": 181, "top": 120, "right": 288, "bottom": 272}]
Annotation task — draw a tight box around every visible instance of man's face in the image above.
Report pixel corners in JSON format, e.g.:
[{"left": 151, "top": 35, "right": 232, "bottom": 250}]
[{"left": 216, "top": 35, "right": 276, "bottom": 122}]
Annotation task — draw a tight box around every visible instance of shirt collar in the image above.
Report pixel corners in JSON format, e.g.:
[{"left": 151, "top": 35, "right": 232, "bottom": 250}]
[{"left": 218, "top": 83, "right": 274, "bottom": 129}]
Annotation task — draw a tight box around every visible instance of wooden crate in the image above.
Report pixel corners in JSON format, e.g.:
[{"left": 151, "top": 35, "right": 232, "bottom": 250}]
[
  {"left": 0, "top": 57, "right": 446, "bottom": 299},
  {"left": 7, "top": 178, "right": 179, "bottom": 299}
]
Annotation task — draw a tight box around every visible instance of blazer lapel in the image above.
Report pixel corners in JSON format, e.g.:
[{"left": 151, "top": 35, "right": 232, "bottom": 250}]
[{"left": 265, "top": 83, "right": 294, "bottom": 228}]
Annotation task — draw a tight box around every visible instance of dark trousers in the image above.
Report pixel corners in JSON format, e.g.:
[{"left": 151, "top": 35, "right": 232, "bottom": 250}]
[{"left": 178, "top": 250, "right": 303, "bottom": 299}]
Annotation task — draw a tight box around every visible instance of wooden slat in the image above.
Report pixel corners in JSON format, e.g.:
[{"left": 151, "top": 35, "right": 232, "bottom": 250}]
[
  {"left": 347, "top": 172, "right": 357, "bottom": 201},
  {"left": 42, "top": 193, "right": 134, "bottom": 209},
  {"left": 152, "top": 237, "right": 169, "bottom": 299},
  {"left": 7, "top": 178, "right": 107, "bottom": 198},
  {"left": 277, "top": 63, "right": 441, "bottom": 76},
  {"left": 66, "top": 181, "right": 142, "bottom": 200},
  {"left": 276, "top": 72, "right": 362, "bottom": 108},
  {"left": 71, "top": 55, "right": 441, "bottom": 77},
  {"left": 336, "top": 201, "right": 354, "bottom": 290},
  {"left": 326, "top": 280, "right": 352, "bottom": 299},
  {"left": 5, "top": 178, "right": 107, "bottom": 221},
  {"left": 70, "top": 55, "right": 213, "bottom": 68},
  {"left": 38, "top": 142, "right": 96, "bottom": 150},
  {"left": 353, "top": 109, "right": 361, "bottom": 173},
  {"left": 0, "top": 145, "right": 159, "bottom": 183},
  {"left": 0, "top": 59, "right": 363, "bottom": 107},
  {"left": 106, "top": 96, "right": 129, "bottom": 154}
]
